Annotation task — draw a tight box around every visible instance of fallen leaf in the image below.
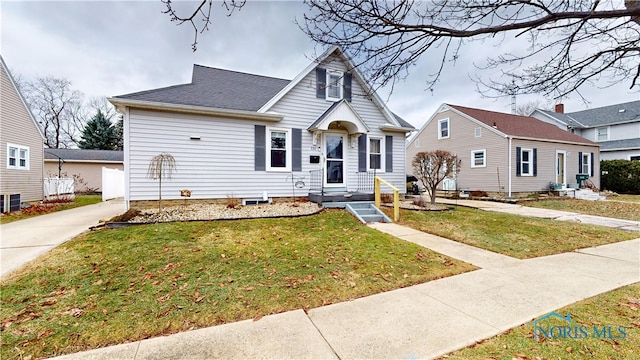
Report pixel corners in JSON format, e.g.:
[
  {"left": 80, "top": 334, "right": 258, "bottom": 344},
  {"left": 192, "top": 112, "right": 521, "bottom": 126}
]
[
  {"left": 156, "top": 294, "right": 171, "bottom": 303},
  {"left": 566, "top": 346, "right": 572, "bottom": 353},
  {"left": 253, "top": 315, "right": 263, "bottom": 322}
]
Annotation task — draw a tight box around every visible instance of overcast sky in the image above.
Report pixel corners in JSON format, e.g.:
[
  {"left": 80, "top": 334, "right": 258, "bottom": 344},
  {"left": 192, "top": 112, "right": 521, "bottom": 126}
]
[{"left": 2, "top": 1, "right": 639, "bottom": 130}]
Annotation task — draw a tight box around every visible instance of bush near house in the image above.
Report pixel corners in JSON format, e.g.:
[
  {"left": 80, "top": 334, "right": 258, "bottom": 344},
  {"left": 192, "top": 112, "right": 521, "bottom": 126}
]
[{"left": 601, "top": 160, "right": 640, "bottom": 194}]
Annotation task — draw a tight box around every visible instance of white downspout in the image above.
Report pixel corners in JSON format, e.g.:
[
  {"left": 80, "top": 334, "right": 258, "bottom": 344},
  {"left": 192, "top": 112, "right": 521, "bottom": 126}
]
[{"left": 507, "top": 136, "right": 512, "bottom": 198}]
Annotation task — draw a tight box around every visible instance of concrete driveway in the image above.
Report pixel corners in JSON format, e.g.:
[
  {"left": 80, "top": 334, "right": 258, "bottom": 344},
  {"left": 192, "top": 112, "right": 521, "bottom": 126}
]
[{"left": 0, "top": 199, "right": 125, "bottom": 278}]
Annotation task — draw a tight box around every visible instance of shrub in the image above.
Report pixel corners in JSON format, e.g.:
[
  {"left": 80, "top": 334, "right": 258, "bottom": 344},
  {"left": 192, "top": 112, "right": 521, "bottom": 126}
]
[
  {"left": 412, "top": 197, "right": 428, "bottom": 207},
  {"left": 380, "top": 193, "right": 394, "bottom": 203},
  {"left": 601, "top": 160, "right": 640, "bottom": 194},
  {"left": 470, "top": 190, "right": 488, "bottom": 197}
]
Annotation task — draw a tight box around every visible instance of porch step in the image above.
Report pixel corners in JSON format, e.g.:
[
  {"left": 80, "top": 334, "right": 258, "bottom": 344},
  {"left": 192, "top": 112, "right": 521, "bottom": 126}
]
[{"left": 346, "top": 203, "right": 391, "bottom": 224}]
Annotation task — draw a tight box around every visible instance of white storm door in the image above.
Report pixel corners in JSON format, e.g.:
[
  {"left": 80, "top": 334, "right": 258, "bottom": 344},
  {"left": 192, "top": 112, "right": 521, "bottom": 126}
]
[{"left": 325, "top": 134, "right": 345, "bottom": 187}]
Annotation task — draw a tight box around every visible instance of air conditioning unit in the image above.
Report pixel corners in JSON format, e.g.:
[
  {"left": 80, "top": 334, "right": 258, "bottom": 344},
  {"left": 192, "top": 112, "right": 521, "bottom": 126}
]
[{"left": 2, "top": 193, "right": 21, "bottom": 213}]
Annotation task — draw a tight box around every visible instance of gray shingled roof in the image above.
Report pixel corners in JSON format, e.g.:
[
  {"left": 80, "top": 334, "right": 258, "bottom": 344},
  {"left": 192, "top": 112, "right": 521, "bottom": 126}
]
[
  {"left": 115, "top": 65, "right": 291, "bottom": 112},
  {"left": 392, "top": 112, "right": 415, "bottom": 129},
  {"left": 598, "top": 138, "right": 640, "bottom": 151},
  {"left": 567, "top": 100, "right": 640, "bottom": 127},
  {"left": 44, "top": 149, "right": 123, "bottom": 162},
  {"left": 535, "top": 109, "right": 584, "bottom": 127}
]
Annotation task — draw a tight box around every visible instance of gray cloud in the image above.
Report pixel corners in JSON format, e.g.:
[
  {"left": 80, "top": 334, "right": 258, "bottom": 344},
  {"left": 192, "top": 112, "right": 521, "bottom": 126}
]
[{"left": 2, "top": 1, "right": 637, "bottom": 130}]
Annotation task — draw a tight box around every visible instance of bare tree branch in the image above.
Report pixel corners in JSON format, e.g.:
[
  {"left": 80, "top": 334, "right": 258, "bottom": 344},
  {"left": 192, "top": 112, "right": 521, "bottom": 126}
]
[
  {"left": 161, "top": 0, "right": 246, "bottom": 51},
  {"left": 298, "top": 0, "right": 640, "bottom": 99}
]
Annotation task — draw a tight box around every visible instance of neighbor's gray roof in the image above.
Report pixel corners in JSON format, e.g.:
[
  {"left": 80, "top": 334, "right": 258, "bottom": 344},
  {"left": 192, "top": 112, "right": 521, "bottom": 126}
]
[
  {"left": 598, "top": 138, "right": 640, "bottom": 151},
  {"left": 535, "top": 109, "right": 584, "bottom": 127},
  {"left": 115, "top": 65, "right": 291, "bottom": 112},
  {"left": 567, "top": 100, "right": 640, "bottom": 127},
  {"left": 44, "top": 149, "right": 123, "bottom": 162}
]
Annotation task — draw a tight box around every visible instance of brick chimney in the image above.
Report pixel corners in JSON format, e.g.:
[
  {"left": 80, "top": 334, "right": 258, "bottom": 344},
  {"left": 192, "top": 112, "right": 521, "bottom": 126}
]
[{"left": 555, "top": 103, "right": 564, "bottom": 113}]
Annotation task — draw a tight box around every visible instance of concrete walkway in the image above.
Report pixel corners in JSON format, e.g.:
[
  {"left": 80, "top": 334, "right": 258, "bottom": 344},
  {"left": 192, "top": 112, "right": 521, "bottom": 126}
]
[
  {"left": 436, "top": 198, "right": 640, "bottom": 232},
  {"left": 48, "top": 221, "right": 640, "bottom": 359},
  {"left": 0, "top": 199, "right": 125, "bottom": 278}
]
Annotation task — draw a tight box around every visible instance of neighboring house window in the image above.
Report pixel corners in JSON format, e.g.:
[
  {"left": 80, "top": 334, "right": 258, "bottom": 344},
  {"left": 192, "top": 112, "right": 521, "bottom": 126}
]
[
  {"left": 578, "top": 151, "right": 595, "bottom": 176},
  {"left": 516, "top": 147, "right": 537, "bottom": 177},
  {"left": 316, "top": 67, "right": 352, "bottom": 102},
  {"left": 438, "top": 118, "right": 450, "bottom": 139},
  {"left": 369, "top": 137, "right": 384, "bottom": 171},
  {"left": 475, "top": 127, "right": 481, "bottom": 137},
  {"left": 471, "top": 149, "right": 486, "bottom": 168},
  {"left": 596, "top": 127, "right": 608, "bottom": 141},
  {"left": 631, "top": 156, "right": 640, "bottom": 161},
  {"left": 268, "top": 128, "right": 291, "bottom": 171},
  {"left": 7, "top": 143, "right": 29, "bottom": 170}
]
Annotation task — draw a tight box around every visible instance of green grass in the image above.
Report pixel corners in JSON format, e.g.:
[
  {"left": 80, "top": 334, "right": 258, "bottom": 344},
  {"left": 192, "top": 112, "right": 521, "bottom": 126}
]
[
  {"left": 441, "top": 282, "right": 640, "bottom": 359},
  {"left": 524, "top": 198, "right": 640, "bottom": 221},
  {"left": 0, "top": 195, "right": 102, "bottom": 224},
  {"left": 0, "top": 210, "right": 476, "bottom": 360},
  {"left": 385, "top": 207, "right": 638, "bottom": 259},
  {"left": 609, "top": 194, "right": 640, "bottom": 203}
]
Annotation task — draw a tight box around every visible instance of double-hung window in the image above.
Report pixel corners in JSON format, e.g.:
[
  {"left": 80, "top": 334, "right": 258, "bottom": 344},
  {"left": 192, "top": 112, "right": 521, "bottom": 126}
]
[
  {"left": 596, "top": 127, "right": 608, "bottom": 141},
  {"left": 438, "top": 118, "right": 450, "bottom": 139},
  {"left": 369, "top": 137, "right": 383, "bottom": 171},
  {"left": 326, "top": 72, "right": 342, "bottom": 100},
  {"left": 268, "top": 128, "right": 290, "bottom": 171},
  {"left": 581, "top": 153, "right": 591, "bottom": 174},
  {"left": 7, "top": 143, "right": 29, "bottom": 170},
  {"left": 520, "top": 148, "right": 533, "bottom": 176},
  {"left": 471, "top": 149, "right": 486, "bottom": 168}
]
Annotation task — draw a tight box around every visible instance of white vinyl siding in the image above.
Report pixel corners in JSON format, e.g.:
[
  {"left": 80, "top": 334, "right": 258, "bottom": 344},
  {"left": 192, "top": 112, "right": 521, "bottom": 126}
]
[
  {"left": 125, "top": 55, "right": 409, "bottom": 203},
  {"left": 471, "top": 149, "right": 486, "bottom": 168}
]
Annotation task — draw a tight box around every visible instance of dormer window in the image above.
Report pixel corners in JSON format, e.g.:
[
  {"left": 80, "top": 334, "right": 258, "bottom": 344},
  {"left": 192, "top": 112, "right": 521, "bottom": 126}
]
[
  {"left": 327, "top": 72, "right": 342, "bottom": 100},
  {"left": 316, "top": 67, "right": 352, "bottom": 102}
]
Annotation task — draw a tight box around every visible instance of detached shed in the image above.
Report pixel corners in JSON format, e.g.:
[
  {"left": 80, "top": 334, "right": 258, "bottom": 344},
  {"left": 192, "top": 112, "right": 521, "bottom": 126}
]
[{"left": 44, "top": 149, "right": 123, "bottom": 192}]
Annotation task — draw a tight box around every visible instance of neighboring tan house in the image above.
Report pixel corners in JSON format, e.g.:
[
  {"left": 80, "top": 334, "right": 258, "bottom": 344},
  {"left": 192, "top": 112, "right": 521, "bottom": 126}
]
[
  {"left": 531, "top": 101, "right": 640, "bottom": 161},
  {"left": 44, "top": 148, "right": 123, "bottom": 192},
  {"left": 0, "top": 55, "right": 45, "bottom": 212},
  {"left": 406, "top": 104, "right": 600, "bottom": 197},
  {"left": 109, "top": 46, "right": 414, "bottom": 209}
]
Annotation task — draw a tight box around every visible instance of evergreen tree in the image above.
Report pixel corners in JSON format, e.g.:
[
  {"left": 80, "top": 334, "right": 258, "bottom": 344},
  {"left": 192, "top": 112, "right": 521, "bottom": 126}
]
[
  {"left": 78, "top": 110, "right": 117, "bottom": 150},
  {"left": 113, "top": 116, "right": 124, "bottom": 150}
]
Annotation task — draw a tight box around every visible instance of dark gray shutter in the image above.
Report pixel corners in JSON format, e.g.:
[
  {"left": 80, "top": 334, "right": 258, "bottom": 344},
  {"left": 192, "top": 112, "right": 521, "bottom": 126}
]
[
  {"left": 292, "top": 128, "right": 302, "bottom": 171},
  {"left": 516, "top": 147, "right": 521, "bottom": 176},
  {"left": 358, "top": 134, "right": 367, "bottom": 172},
  {"left": 385, "top": 135, "right": 393, "bottom": 172},
  {"left": 590, "top": 152, "right": 594, "bottom": 176},
  {"left": 578, "top": 151, "right": 583, "bottom": 173},
  {"left": 344, "top": 73, "right": 352, "bottom": 102},
  {"left": 532, "top": 148, "right": 537, "bottom": 177},
  {"left": 316, "top": 68, "right": 326, "bottom": 99},
  {"left": 255, "top": 125, "right": 266, "bottom": 171}
]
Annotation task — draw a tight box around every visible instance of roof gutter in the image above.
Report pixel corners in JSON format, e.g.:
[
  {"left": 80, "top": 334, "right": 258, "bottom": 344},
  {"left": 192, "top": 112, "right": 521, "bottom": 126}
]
[
  {"left": 379, "top": 125, "right": 416, "bottom": 133},
  {"left": 510, "top": 135, "right": 599, "bottom": 147},
  {"left": 108, "top": 98, "right": 284, "bottom": 122}
]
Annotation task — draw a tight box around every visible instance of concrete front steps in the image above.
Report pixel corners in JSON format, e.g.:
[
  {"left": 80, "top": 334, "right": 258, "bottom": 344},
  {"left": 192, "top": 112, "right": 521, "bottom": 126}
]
[{"left": 346, "top": 202, "right": 391, "bottom": 223}]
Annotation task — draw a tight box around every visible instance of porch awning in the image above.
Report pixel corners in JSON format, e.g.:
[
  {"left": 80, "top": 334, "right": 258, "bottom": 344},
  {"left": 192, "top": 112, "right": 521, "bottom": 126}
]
[{"left": 308, "top": 99, "right": 370, "bottom": 135}]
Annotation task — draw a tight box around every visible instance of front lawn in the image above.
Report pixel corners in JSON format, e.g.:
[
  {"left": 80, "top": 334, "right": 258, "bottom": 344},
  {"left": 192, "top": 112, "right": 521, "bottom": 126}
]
[
  {"left": 386, "top": 207, "right": 638, "bottom": 258},
  {"left": 441, "top": 282, "right": 640, "bottom": 359},
  {"left": 0, "top": 195, "right": 102, "bottom": 224},
  {"left": 524, "top": 198, "right": 640, "bottom": 221},
  {"left": 0, "top": 210, "right": 475, "bottom": 360}
]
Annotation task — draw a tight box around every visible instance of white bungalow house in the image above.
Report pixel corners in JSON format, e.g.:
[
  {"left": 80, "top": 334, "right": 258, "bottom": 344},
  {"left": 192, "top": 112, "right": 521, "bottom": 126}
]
[{"left": 109, "top": 46, "right": 414, "bottom": 209}]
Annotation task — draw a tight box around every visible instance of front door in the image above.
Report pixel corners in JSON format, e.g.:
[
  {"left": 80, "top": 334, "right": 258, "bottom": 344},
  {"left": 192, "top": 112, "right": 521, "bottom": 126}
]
[
  {"left": 556, "top": 151, "right": 566, "bottom": 185},
  {"left": 325, "top": 134, "right": 345, "bottom": 187}
]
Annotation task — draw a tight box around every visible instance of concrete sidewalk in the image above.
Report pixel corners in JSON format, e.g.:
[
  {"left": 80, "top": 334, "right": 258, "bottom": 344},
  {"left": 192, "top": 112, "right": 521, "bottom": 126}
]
[
  {"left": 49, "top": 222, "right": 640, "bottom": 360},
  {"left": 436, "top": 198, "right": 640, "bottom": 232},
  {"left": 0, "top": 199, "right": 125, "bottom": 278}
]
